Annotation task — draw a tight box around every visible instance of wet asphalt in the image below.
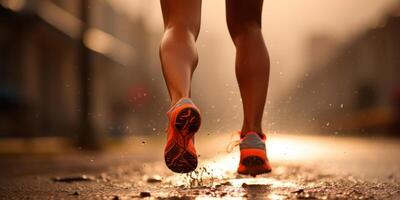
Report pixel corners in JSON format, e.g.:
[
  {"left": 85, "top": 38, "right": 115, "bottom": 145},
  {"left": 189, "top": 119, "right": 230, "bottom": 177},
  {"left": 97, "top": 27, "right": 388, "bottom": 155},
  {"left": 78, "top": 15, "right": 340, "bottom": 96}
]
[{"left": 0, "top": 133, "right": 399, "bottom": 199}]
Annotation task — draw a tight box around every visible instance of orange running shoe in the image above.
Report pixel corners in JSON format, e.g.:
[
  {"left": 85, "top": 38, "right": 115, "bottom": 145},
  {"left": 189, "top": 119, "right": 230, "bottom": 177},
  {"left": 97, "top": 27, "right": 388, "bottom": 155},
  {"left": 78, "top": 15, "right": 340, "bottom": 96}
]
[
  {"left": 164, "top": 98, "right": 201, "bottom": 173},
  {"left": 237, "top": 132, "right": 272, "bottom": 176}
]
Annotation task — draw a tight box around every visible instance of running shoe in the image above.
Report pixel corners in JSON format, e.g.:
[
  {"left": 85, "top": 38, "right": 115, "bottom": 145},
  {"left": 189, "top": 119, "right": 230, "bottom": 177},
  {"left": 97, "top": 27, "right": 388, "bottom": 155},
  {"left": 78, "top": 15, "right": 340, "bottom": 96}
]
[
  {"left": 164, "top": 98, "right": 201, "bottom": 173},
  {"left": 237, "top": 131, "right": 272, "bottom": 176}
]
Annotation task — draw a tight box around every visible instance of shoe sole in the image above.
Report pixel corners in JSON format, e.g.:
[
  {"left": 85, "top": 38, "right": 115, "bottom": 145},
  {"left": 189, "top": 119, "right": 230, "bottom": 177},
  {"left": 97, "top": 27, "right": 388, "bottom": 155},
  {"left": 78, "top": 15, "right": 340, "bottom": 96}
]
[
  {"left": 238, "top": 149, "right": 272, "bottom": 176},
  {"left": 164, "top": 107, "right": 201, "bottom": 173}
]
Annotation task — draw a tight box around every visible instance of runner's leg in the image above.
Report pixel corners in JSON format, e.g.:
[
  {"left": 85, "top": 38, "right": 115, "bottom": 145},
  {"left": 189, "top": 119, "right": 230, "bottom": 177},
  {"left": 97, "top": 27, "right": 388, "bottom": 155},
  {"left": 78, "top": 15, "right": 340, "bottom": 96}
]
[
  {"left": 226, "top": 0, "right": 270, "bottom": 135},
  {"left": 160, "top": 0, "right": 202, "bottom": 106}
]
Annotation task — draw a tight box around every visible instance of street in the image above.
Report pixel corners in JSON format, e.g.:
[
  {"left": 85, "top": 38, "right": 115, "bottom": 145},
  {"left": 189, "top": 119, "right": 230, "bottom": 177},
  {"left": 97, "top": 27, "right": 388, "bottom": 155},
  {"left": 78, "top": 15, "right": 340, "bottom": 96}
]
[
  {"left": 1, "top": 133, "right": 400, "bottom": 199},
  {"left": 1, "top": 1, "right": 400, "bottom": 199}
]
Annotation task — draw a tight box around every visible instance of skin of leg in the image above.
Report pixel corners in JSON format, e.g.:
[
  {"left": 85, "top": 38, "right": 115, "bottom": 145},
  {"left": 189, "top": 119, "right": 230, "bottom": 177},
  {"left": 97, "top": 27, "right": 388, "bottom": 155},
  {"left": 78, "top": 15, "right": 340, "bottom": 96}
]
[
  {"left": 159, "top": 0, "right": 202, "bottom": 106},
  {"left": 226, "top": 0, "right": 270, "bottom": 135}
]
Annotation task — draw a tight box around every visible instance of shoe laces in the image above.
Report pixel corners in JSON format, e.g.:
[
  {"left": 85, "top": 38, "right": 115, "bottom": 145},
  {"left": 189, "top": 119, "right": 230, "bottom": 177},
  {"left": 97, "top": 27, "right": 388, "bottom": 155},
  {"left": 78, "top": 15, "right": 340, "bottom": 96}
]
[{"left": 226, "top": 131, "right": 241, "bottom": 153}]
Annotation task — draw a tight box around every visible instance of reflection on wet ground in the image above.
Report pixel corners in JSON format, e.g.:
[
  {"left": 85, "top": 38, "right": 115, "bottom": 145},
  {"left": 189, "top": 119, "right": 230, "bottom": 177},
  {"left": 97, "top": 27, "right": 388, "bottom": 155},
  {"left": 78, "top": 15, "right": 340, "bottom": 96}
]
[
  {"left": 101, "top": 153, "right": 399, "bottom": 200},
  {"left": 0, "top": 134, "right": 400, "bottom": 199}
]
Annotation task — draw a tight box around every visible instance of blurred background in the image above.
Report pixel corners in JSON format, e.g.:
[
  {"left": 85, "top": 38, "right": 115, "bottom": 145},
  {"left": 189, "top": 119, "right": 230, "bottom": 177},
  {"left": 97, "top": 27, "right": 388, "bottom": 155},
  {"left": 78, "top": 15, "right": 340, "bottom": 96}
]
[{"left": 0, "top": 0, "right": 399, "bottom": 151}]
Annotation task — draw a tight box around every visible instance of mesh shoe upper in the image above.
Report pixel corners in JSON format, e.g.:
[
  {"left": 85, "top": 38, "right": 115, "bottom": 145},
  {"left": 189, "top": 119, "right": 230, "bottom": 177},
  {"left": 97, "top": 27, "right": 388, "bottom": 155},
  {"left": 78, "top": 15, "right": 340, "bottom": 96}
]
[{"left": 239, "top": 132, "right": 266, "bottom": 150}]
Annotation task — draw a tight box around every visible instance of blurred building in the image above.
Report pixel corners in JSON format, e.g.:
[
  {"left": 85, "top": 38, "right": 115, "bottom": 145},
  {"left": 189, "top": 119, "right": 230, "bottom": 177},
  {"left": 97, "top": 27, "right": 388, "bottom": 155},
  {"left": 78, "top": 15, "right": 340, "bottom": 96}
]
[
  {"left": 0, "top": 0, "right": 166, "bottom": 142},
  {"left": 282, "top": 9, "right": 400, "bottom": 135}
]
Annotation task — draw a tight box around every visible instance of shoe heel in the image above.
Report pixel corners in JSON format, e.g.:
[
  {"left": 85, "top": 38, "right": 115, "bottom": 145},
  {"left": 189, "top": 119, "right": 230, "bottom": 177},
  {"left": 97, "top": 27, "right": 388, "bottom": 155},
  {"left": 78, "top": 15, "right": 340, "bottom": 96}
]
[
  {"left": 174, "top": 107, "right": 201, "bottom": 135},
  {"left": 241, "top": 156, "right": 266, "bottom": 167},
  {"left": 238, "top": 149, "right": 272, "bottom": 176},
  {"left": 164, "top": 105, "right": 200, "bottom": 173}
]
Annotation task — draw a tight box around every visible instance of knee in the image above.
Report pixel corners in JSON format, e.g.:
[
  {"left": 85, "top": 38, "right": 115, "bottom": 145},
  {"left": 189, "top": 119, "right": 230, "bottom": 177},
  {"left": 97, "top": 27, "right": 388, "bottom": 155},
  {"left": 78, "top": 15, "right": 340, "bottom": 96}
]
[
  {"left": 160, "top": 25, "right": 199, "bottom": 66},
  {"left": 160, "top": 25, "right": 199, "bottom": 57},
  {"left": 227, "top": 22, "right": 262, "bottom": 45},
  {"left": 164, "top": 23, "right": 200, "bottom": 41}
]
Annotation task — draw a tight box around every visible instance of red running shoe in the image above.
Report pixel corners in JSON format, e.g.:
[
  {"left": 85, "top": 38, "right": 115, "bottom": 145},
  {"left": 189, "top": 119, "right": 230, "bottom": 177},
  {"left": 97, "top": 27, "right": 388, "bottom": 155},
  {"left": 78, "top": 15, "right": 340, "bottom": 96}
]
[
  {"left": 237, "top": 132, "right": 272, "bottom": 176},
  {"left": 164, "top": 98, "right": 201, "bottom": 173}
]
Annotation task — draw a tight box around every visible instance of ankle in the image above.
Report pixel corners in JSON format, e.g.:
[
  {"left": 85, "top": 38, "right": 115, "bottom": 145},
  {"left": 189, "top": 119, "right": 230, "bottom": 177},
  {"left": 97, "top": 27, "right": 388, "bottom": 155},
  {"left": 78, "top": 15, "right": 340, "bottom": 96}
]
[
  {"left": 241, "top": 129, "right": 263, "bottom": 137},
  {"left": 170, "top": 96, "right": 189, "bottom": 107}
]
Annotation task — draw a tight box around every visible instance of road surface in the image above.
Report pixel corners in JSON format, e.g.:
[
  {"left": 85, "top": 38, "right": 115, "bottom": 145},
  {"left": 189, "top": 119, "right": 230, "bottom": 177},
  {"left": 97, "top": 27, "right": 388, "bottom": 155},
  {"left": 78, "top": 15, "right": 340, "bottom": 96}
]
[{"left": 0, "top": 133, "right": 399, "bottom": 199}]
